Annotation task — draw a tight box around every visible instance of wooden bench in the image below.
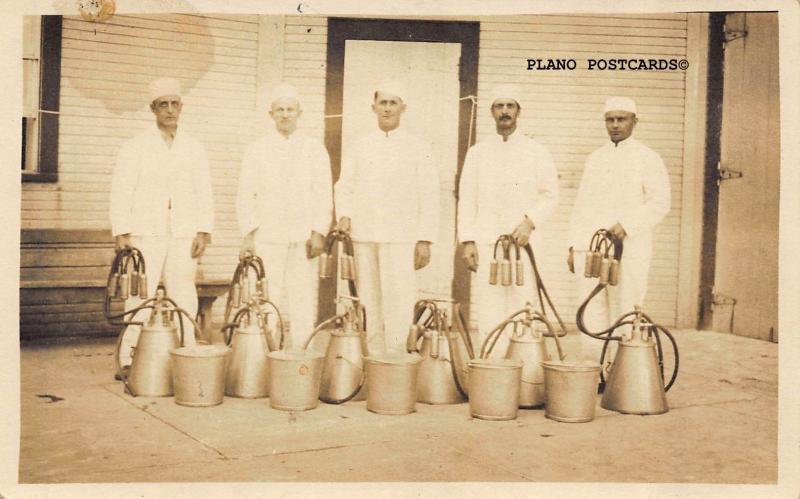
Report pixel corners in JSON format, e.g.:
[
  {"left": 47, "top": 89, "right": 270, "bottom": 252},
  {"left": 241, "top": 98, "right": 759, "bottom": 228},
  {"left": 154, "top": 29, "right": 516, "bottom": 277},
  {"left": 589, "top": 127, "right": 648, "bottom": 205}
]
[{"left": 20, "top": 229, "right": 230, "bottom": 341}]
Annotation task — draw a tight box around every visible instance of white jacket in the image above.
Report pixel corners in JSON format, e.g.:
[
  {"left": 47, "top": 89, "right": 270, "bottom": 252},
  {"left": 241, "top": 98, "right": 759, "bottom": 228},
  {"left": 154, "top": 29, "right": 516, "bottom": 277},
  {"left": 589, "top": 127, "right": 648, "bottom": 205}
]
[
  {"left": 236, "top": 129, "right": 333, "bottom": 243},
  {"left": 335, "top": 128, "right": 440, "bottom": 243},
  {"left": 109, "top": 126, "right": 214, "bottom": 238},
  {"left": 457, "top": 132, "right": 559, "bottom": 245},
  {"left": 568, "top": 137, "right": 670, "bottom": 254}
]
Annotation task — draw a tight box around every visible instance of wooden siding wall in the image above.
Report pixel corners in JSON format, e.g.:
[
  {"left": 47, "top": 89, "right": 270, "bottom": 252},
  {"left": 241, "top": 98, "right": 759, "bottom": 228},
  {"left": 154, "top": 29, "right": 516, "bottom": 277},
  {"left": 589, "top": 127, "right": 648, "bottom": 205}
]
[
  {"left": 21, "top": 13, "right": 262, "bottom": 281},
  {"left": 278, "top": 14, "right": 689, "bottom": 328},
  {"left": 20, "top": 14, "right": 261, "bottom": 338}
]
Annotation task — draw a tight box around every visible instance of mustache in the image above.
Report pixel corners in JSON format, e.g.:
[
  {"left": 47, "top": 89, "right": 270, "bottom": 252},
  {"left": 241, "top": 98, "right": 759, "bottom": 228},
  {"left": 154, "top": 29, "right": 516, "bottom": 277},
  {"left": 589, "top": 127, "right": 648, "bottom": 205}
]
[{"left": 499, "top": 114, "right": 512, "bottom": 120}]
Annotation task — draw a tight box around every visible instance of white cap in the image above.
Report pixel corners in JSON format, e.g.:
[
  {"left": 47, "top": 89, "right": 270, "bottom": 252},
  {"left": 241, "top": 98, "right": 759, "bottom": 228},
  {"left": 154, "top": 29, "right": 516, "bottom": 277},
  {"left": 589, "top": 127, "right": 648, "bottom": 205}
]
[
  {"left": 374, "top": 79, "right": 406, "bottom": 101},
  {"left": 268, "top": 83, "right": 300, "bottom": 106},
  {"left": 604, "top": 97, "right": 637, "bottom": 115},
  {"left": 148, "top": 77, "right": 182, "bottom": 102},
  {"left": 489, "top": 84, "right": 522, "bottom": 106}
]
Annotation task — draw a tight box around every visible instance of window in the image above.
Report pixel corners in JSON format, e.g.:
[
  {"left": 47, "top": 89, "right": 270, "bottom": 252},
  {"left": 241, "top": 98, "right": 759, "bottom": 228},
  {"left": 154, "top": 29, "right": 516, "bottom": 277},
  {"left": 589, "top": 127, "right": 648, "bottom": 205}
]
[{"left": 22, "top": 16, "right": 61, "bottom": 182}]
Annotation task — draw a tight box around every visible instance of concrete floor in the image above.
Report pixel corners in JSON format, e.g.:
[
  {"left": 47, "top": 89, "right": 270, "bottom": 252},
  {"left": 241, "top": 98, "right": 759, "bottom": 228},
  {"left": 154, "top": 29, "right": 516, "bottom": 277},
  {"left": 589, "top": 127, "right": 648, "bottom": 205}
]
[{"left": 16, "top": 329, "right": 778, "bottom": 489}]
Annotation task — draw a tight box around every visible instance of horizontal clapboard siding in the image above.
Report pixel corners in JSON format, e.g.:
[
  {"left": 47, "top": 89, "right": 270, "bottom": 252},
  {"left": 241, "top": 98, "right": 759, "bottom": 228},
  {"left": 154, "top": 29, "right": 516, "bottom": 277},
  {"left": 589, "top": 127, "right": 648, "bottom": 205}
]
[
  {"left": 471, "top": 14, "right": 688, "bottom": 328},
  {"left": 19, "top": 230, "right": 123, "bottom": 340},
  {"left": 21, "top": 14, "right": 261, "bottom": 284}
]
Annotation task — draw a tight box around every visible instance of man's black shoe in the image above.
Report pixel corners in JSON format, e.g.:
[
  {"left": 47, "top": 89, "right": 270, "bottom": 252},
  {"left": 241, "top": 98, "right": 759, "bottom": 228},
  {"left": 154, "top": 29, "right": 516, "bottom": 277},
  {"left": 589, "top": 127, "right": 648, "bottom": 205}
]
[{"left": 114, "top": 365, "right": 130, "bottom": 381}]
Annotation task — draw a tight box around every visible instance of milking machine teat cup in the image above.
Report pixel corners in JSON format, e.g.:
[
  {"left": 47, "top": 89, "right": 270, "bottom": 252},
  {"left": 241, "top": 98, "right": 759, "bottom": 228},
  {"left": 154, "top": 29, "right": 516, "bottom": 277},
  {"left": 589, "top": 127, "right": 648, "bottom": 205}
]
[
  {"left": 487, "top": 234, "right": 569, "bottom": 338},
  {"left": 104, "top": 246, "right": 149, "bottom": 378},
  {"left": 406, "top": 298, "right": 473, "bottom": 405},
  {"left": 575, "top": 228, "right": 679, "bottom": 416}
]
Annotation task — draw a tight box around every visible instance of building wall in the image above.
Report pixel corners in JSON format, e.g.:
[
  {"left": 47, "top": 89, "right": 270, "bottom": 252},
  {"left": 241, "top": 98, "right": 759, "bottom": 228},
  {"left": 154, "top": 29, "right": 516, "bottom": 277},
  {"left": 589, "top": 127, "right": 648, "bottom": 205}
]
[
  {"left": 20, "top": 13, "right": 700, "bottom": 338},
  {"left": 273, "top": 14, "right": 694, "bottom": 328}
]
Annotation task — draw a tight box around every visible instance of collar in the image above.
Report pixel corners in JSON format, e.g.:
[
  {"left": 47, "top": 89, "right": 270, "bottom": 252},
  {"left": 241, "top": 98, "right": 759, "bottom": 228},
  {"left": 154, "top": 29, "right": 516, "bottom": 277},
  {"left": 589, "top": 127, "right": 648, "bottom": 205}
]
[
  {"left": 376, "top": 127, "right": 403, "bottom": 139},
  {"left": 610, "top": 136, "right": 635, "bottom": 149},
  {"left": 492, "top": 130, "right": 520, "bottom": 144},
  {"left": 150, "top": 125, "right": 180, "bottom": 147},
  {"left": 268, "top": 128, "right": 301, "bottom": 142}
]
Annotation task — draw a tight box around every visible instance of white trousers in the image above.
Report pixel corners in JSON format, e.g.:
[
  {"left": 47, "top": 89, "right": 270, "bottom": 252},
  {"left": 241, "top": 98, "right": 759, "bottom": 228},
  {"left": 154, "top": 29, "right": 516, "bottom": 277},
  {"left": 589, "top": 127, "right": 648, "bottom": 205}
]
[
  {"left": 473, "top": 244, "right": 537, "bottom": 358},
  {"left": 255, "top": 241, "right": 318, "bottom": 350},
  {"left": 353, "top": 242, "right": 417, "bottom": 354},
  {"left": 574, "top": 247, "right": 651, "bottom": 365},
  {"left": 119, "top": 234, "right": 198, "bottom": 367}
]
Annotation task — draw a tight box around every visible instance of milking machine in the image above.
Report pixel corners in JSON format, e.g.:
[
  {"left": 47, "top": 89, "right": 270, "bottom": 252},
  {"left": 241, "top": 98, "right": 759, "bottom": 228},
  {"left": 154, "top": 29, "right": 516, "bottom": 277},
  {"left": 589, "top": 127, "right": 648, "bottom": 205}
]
[
  {"left": 406, "top": 299, "right": 474, "bottom": 404},
  {"left": 107, "top": 286, "right": 205, "bottom": 397},
  {"left": 480, "top": 303, "right": 564, "bottom": 409},
  {"left": 223, "top": 251, "right": 327, "bottom": 411},
  {"left": 576, "top": 228, "right": 680, "bottom": 415},
  {"left": 104, "top": 247, "right": 149, "bottom": 377},
  {"left": 304, "top": 229, "right": 374, "bottom": 405},
  {"left": 220, "top": 253, "right": 284, "bottom": 399},
  {"left": 301, "top": 295, "right": 368, "bottom": 404}
]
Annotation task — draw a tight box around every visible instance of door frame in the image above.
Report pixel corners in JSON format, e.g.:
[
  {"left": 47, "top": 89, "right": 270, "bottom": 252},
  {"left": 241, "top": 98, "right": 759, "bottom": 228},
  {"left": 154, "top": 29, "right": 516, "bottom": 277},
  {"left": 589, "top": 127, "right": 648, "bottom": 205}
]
[{"left": 320, "top": 18, "right": 480, "bottom": 322}]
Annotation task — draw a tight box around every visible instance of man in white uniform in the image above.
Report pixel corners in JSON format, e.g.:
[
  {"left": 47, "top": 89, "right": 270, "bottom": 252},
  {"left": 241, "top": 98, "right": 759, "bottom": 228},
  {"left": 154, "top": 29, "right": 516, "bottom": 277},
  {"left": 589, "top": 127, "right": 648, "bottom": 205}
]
[
  {"left": 335, "top": 80, "right": 440, "bottom": 353},
  {"left": 237, "top": 84, "right": 333, "bottom": 349},
  {"left": 567, "top": 97, "right": 671, "bottom": 364},
  {"left": 457, "top": 84, "right": 559, "bottom": 355},
  {"left": 111, "top": 77, "right": 214, "bottom": 368}
]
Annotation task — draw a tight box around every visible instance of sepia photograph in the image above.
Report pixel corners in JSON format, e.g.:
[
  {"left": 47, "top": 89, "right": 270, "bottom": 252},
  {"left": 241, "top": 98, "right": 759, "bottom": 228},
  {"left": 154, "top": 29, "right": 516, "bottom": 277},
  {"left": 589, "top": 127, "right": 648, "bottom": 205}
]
[{"left": 4, "top": 0, "right": 799, "bottom": 497}]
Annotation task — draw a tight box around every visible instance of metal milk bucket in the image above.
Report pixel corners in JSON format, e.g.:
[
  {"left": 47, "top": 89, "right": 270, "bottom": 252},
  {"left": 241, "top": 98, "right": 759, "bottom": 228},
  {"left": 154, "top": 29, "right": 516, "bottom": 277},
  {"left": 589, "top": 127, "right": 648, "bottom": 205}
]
[
  {"left": 468, "top": 358, "right": 523, "bottom": 420},
  {"left": 225, "top": 321, "right": 271, "bottom": 398},
  {"left": 543, "top": 359, "right": 601, "bottom": 423},
  {"left": 267, "top": 349, "right": 325, "bottom": 411},
  {"left": 319, "top": 327, "right": 366, "bottom": 403},
  {"left": 416, "top": 330, "right": 468, "bottom": 404},
  {"left": 127, "top": 317, "right": 180, "bottom": 397},
  {"left": 364, "top": 353, "right": 423, "bottom": 415},
  {"left": 505, "top": 332, "right": 548, "bottom": 408},
  {"left": 170, "top": 344, "right": 231, "bottom": 407}
]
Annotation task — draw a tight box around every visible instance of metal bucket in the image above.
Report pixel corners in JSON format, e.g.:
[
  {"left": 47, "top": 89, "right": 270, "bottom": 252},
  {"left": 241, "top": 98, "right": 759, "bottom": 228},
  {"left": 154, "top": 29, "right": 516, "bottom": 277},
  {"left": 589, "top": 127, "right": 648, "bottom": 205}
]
[
  {"left": 468, "top": 358, "right": 523, "bottom": 421},
  {"left": 543, "top": 359, "right": 601, "bottom": 423},
  {"left": 364, "top": 353, "right": 422, "bottom": 415},
  {"left": 170, "top": 345, "right": 231, "bottom": 407},
  {"left": 267, "top": 349, "right": 325, "bottom": 411}
]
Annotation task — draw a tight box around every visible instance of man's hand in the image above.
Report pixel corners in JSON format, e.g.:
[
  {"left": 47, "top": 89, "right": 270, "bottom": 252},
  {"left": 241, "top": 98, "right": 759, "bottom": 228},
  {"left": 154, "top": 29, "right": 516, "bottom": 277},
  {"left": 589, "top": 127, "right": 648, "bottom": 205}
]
[
  {"left": 239, "top": 231, "right": 256, "bottom": 260},
  {"left": 336, "top": 216, "right": 351, "bottom": 235},
  {"left": 511, "top": 217, "right": 535, "bottom": 247},
  {"left": 115, "top": 234, "right": 133, "bottom": 253},
  {"left": 567, "top": 247, "right": 575, "bottom": 274},
  {"left": 191, "top": 232, "right": 211, "bottom": 259},
  {"left": 462, "top": 241, "right": 479, "bottom": 272},
  {"left": 306, "top": 230, "right": 326, "bottom": 259},
  {"left": 414, "top": 241, "right": 432, "bottom": 270},
  {"left": 609, "top": 222, "right": 627, "bottom": 241}
]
